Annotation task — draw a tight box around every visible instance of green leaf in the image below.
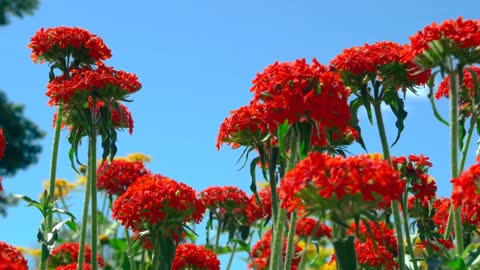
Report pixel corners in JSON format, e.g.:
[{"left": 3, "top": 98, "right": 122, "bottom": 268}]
[
  {"left": 384, "top": 89, "right": 408, "bottom": 147},
  {"left": 427, "top": 72, "right": 449, "bottom": 126},
  {"left": 446, "top": 257, "right": 467, "bottom": 270},
  {"left": 332, "top": 236, "right": 357, "bottom": 270},
  {"left": 16, "top": 194, "right": 45, "bottom": 216},
  {"left": 349, "top": 97, "right": 368, "bottom": 151},
  {"left": 278, "top": 120, "right": 290, "bottom": 158},
  {"left": 65, "top": 218, "right": 77, "bottom": 232},
  {"left": 41, "top": 244, "right": 49, "bottom": 261},
  {"left": 359, "top": 84, "right": 373, "bottom": 124},
  {"left": 249, "top": 156, "right": 264, "bottom": 212}
]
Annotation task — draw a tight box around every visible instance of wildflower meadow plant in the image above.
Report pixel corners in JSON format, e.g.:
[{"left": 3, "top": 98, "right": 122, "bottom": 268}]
[{"left": 2, "top": 16, "right": 480, "bottom": 270}]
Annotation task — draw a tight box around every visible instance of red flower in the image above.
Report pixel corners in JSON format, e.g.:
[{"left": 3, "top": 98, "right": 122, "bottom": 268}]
[
  {"left": 433, "top": 197, "right": 477, "bottom": 234},
  {"left": 112, "top": 174, "right": 206, "bottom": 233},
  {"left": 355, "top": 241, "right": 397, "bottom": 270},
  {"left": 97, "top": 159, "right": 151, "bottom": 196},
  {"left": 244, "top": 187, "right": 273, "bottom": 224},
  {"left": 173, "top": 244, "right": 220, "bottom": 270},
  {"left": 250, "top": 59, "right": 352, "bottom": 147},
  {"left": 28, "top": 26, "right": 112, "bottom": 63},
  {"left": 280, "top": 153, "right": 405, "bottom": 215},
  {"left": 451, "top": 161, "right": 480, "bottom": 225},
  {"left": 417, "top": 238, "right": 455, "bottom": 252},
  {"left": 48, "top": 242, "right": 104, "bottom": 269},
  {"left": 55, "top": 263, "right": 92, "bottom": 270},
  {"left": 111, "top": 103, "right": 134, "bottom": 134},
  {"left": 0, "top": 241, "right": 28, "bottom": 270},
  {"left": 200, "top": 186, "right": 249, "bottom": 214},
  {"left": 403, "top": 17, "right": 480, "bottom": 63},
  {"left": 46, "top": 64, "right": 141, "bottom": 107},
  {"left": 249, "top": 230, "right": 302, "bottom": 270},
  {"left": 331, "top": 41, "right": 430, "bottom": 86},
  {"left": 437, "top": 65, "right": 480, "bottom": 112},
  {"left": 295, "top": 217, "right": 332, "bottom": 239}
]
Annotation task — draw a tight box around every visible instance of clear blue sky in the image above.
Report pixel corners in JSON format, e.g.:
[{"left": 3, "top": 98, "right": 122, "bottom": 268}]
[{"left": 0, "top": 1, "right": 479, "bottom": 269}]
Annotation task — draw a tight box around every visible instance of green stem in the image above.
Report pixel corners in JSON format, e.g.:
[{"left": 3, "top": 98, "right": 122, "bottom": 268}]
[
  {"left": 267, "top": 148, "right": 279, "bottom": 223},
  {"left": 77, "top": 143, "right": 92, "bottom": 270},
  {"left": 269, "top": 208, "right": 286, "bottom": 270},
  {"left": 459, "top": 117, "right": 476, "bottom": 172},
  {"left": 372, "top": 102, "right": 407, "bottom": 269},
  {"left": 450, "top": 69, "right": 464, "bottom": 254},
  {"left": 89, "top": 127, "right": 99, "bottom": 270},
  {"left": 401, "top": 192, "right": 419, "bottom": 270},
  {"left": 284, "top": 211, "right": 298, "bottom": 270},
  {"left": 124, "top": 229, "right": 137, "bottom": 270},
  {"left": 214, "top": 218, "right": 222, "bottom": 253},
  {"left": 226, "top": 240, "right": 238, "bottom": 270}
]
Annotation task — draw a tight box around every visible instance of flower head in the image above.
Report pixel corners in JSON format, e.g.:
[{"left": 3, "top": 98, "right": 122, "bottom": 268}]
[
  {"left": 48, "top": 242, "right": 104, "bottom": 269},
  {"left": 43, "top": 178, "right": 78, "bottom": 199},
  {"left": 244, "top": 187, "right": 273, "bottom": 224},
  {"left": 437, "top": 65, "right": 480, "bottom": 113},
  {"left": 280, "top": 153, "right": 405, "bottom": 217},
  {"left": 451, "top": 161, "right": 480, "bottom": 226},
  {"left": 55, "top": 263, "right": 92, "bottom": 270},
  {"left": 97, "top": 159, "right": 151, "bottom": 196},
  {"left": 28, "top": 26, "right": 112, "bottom": 63},
  {"left": 0, "top": 128, "right": 6, "bottom": 160},
  {"left": 295, "top": 217, "right": 332, "bottom": 239},
  {"left": 0, "top": 241, "right": 28, "bottom": 270},
  {"left": 173, "top": 244, "right": 220, "bottom": 270},
  {"left": 200, "top": 186, "right": 249, "bottom": 214},
  {"left": 112, "top": 174, "right": 206, "bottom": 234},
  {"left": 404, "top": 17, "right": 480, "bottom": 62},
  {"left": 249, "top": 230, "right": 302, "bottom": 270}
]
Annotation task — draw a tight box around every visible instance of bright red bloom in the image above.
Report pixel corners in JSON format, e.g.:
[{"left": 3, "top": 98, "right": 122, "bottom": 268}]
[
  {"left": 112, "top": 174, "right": 206, "bottom": 233},
  {"left": 437, "top": 65, "right": 480, "bottom": 112},
  {"left": 244, "top": 187, "right": 273, "bottom": 224},
  {"left": 0, "top": 241, "right": 28, "bottom": 270},
  {"left": 404, "top": 17, "right": 480, "bottom": 63},
  {"left": 417, "top": 238, "right": 455, "bottom": 252},
  {"left": 46, "top": 64, "right": 141, "bottom": 107},
  {"left": 355, "top": 241, "right": 397, "bottom": 270},
  {"left": 280, "top": 153, "right": 405, "bottom": 215},
  {"left": 28, "top": 26, "right": 112, "bottom": 63},
  {"left": 250, "top": 59, "right": 352, "bottom": 147},
  {"left": 97, "top": 159, "right": 151, "bottom": 196},
  {"left": 451, "top": 161, "right": 480, "bottom": 225},
  {"left": 48, "top": 242, "right": 104, "bottom": 269},
  {"left": 433, "top": 197, "right": 477, "bottom": 234},
  {"left": 173, "top": 244, "right": 220, "bottom": 270},
  {"left": 331, "top": 41, "right": 430, "bottom": 86},
  {"left": 294, "top": 217, "right": 332, "bottom": 239},
  {"left": 55, "top": 263, "right": 92, "bottom": 270},
  {"left": 351, "top": 221, "right": 398, "bottom": 255},
  {"left": 249, "top": 230, "right": 302, "bottom": 270},
  {"left": 200, "top": 186, "right": 249, "bottom": 214},
  {"left": 111, "top": 103, "right": 134, "bottom": 134}
]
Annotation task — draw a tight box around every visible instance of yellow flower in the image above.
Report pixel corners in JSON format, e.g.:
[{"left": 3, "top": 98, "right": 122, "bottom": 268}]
[
  {"left": 17, "top": 246, "right": 42, "bottom": 257},
  {"left": 77, "top": 175, "right": 87, "bottom": 186},
  {"left": 43, "top": 178, "right": 77, "bottom": 199},
  {"left": 126, "top": 152, "right": 152, "bottom": 163}
]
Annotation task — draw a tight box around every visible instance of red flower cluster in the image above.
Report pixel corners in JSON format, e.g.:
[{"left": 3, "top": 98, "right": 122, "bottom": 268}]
[
  {"left": 280, "top": 153, "right": 404, "bottom": 214},
  {"left": 244, "top": 187, "right": 273, "bottom": 224},
  {"left": 56, "top": 263, "right": 92, "bottom": 270},
  {"left": 451, "top": 161, "right": 480, "bottom": 225},
  {"left": 173, "top": 244, "right": 220, "bottom": 270},
  {"left": 28, "top": 26, "right": 112, "bottom": 63},
  {"left": 437, "top": 65, "right": 480, "bottom": 112},
  {"left": 294, "top": 217, "right": 332, "bottom": 239},
  {"left": 112, "top": 174, "right": 206, "bottom": 233},
  {"left": 433, "top": 197, "right": 478, "bottom": 234},
  {"left": 48, "top": 242, "right": 104, "bottom": 269},
  {"left": 331, "top": 41, "right": 430, "bottom": 86},
  {"left": 199, "top": 186, "right": 249, "bottom": 214},
  {"left": 97, "top": 159, "right": 151, "bottom": 196},
  {"left": 393, "top": 154, "right": 436, "bottom": 203},
  {"left": 218, "top": 58, "right": 353, "bottom": 149},
  {"left": 249, "top": 230, "right": 302, "bottom": 270},
  {"left": 111, "top": 103, "right": 135, "bottom": 134},
  {"left": 0, "top": 241, "right": 28, "bottom": 270},
  {"left": 351, "top": 221, "right": 398, "bottom": 270},
  {"left": 416, "top": 238, "right": 455, "bottom": 253},
  {"left": 46, "top": 64, "right": 141, "bottom": 106},
  {"left": 404, "top": 17, "right": 480, "bottom": 61}
]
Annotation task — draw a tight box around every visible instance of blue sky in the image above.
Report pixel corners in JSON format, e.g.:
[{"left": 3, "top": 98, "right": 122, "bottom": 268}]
[{"left": 0, "top": 0, "right": 479, "bottom": 269}]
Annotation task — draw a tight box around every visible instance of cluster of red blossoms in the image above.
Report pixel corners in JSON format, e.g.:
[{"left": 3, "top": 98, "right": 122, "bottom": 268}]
[
  {"left": 437, "top": 65, "right": 480, "bottom": 113},
  {"left": 28, "top": 26, "right": 112, "bottom": 63},
  {"left": 97, "top": 158, "right": 151, "bottom": 196},
  {"left": 47, "top": 242, "right": 104, "bottom": 269},
  {"left": 451, "top": 160, "right": 480, "bottom": 225},
  {"left": 0, "top": 241, "right": 28, "bottom": 270},
  {"left": 55, "top": 263, "right": 92, "bottom": 270},
  {"left": 349, "top": 221, "right": 398, "bottom": 270},
  {"left": 331, "top": 41, "right": 430, "bottom": 86},
  {"left": 295, "top": 217, "right": 332, "bottom": 240},
  {"left": 199, "top": 186, "right": 250, "bottom": 216},
  {"left": 403, "top": 17, "right": 480, "bottom": 63},
  {"left": 280, "top": 152, "right": 404, "bottom": 215},
  {"left": 112, "top": 174, "right": 206, "bottom": 234},
  {"left": 172, "top": 244, "right": 220, "bottom": 270},
  {"left": 218, "top": 58, "right": 352, "bottom": 149},
  {"left": 249, "top": 230, "right": 303, "bottom": 270}
]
